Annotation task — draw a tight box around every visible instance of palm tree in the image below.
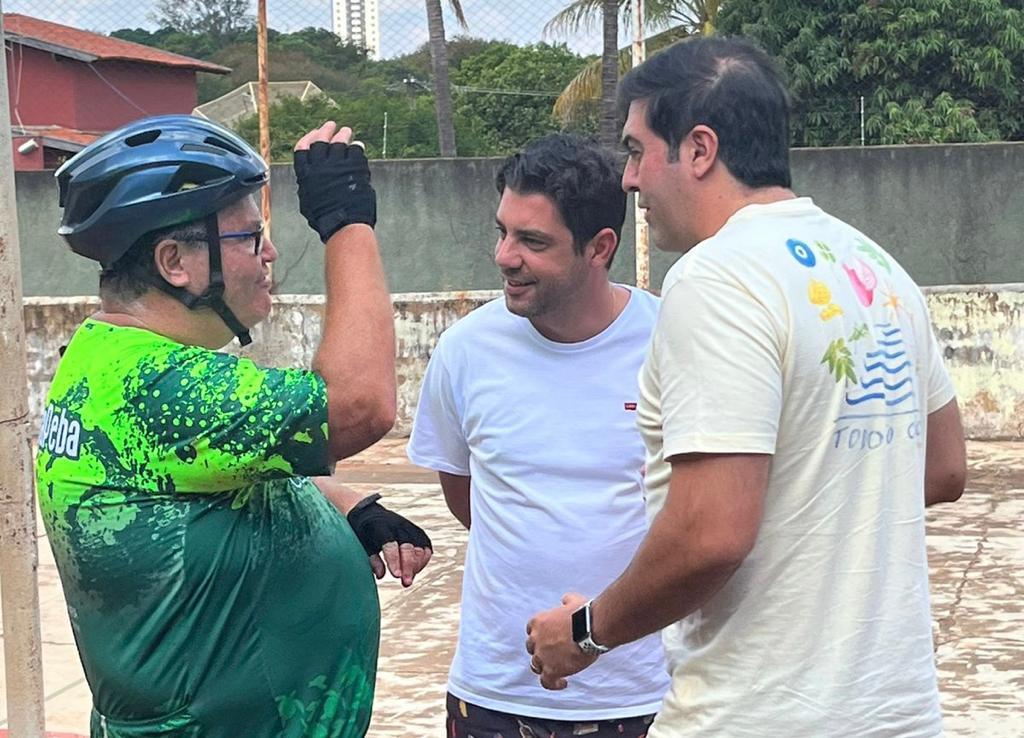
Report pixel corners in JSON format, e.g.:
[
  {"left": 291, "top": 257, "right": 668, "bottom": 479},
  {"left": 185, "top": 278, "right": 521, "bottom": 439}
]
[
  {"left": 425, "top": 0, "right": 468, "bottom": 157},
  {"left": 600, "top": 0, "right": 620, "bottom": 146},
  {"left": 546, "top": 0, "right": 720, "bottom": 128}
]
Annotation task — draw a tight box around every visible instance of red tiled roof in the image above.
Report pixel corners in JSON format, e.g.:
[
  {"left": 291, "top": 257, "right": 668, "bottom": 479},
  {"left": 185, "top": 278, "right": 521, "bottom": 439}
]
[
  {"left": 14, "top": 125, "right": 103, "bottom": 150},
  {"left": 3, "top": 13, "right": 230, "bottom": 74}
]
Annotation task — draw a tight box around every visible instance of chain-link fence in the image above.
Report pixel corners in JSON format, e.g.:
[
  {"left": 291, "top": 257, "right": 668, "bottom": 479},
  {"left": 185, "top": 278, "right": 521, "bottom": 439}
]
[{"left": 4, "top": 0, "right": 1023, "bottom": 169}]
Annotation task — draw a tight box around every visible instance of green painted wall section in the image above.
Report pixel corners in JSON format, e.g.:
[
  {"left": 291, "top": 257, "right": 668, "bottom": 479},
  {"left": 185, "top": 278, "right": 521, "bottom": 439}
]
[{"left": 17, "top": 142, "right": 1024, "bottom": 296}]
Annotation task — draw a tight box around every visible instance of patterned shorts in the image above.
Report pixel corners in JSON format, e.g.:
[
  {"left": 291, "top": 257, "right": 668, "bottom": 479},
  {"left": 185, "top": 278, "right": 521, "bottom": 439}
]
[{"left": 446, "top": 693, "right": 656, "bottom": 738}]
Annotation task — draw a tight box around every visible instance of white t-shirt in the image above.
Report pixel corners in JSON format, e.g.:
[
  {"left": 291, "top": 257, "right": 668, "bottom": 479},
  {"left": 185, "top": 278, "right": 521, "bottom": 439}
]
[
  {"left": 408, "top": 285, "right": 670, "bottom": 720},
  {"left": 639, "top": 198, "right": 954, "bottom": 737}
]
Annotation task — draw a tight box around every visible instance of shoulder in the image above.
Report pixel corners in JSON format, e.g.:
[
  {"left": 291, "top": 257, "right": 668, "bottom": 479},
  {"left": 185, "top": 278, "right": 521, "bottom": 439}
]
[
  {"left": 661, "top": 204, "right": 822, "bottom": 300},
  {"left": 435, "top": 296, "right": 514, "bottom": 351},
  {"left": 620, "top": 285, "right": 660, "bottom": 325}
]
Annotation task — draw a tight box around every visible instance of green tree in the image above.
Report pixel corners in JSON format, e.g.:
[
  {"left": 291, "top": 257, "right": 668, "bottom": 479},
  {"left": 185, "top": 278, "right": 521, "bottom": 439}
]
[
  {"left": 272, "top": 27, "right": 369, "bottom": 70},
  {"left": 236, "top": 95, "right": 337, "bottom": 161},
  {"left": 235, "top": 91, "right": 442, "bottom": 161},
  {"left": 717, "top": 0, "right": 1024, "bottom": 145},
  {"left": 452, "top": 42, "right": 592, "bottom": 155},
  {"left": 111, "top": 27, "right": 222, "bottom": 59},
  {"left": 149, "top": 0, "right": 254, "bottom": 41},
  {"left": 546, "top": 1, "right": 719, "bottom": 127},
  {"left": 197, "top": 39, "right": 368, "bottom": 103}
]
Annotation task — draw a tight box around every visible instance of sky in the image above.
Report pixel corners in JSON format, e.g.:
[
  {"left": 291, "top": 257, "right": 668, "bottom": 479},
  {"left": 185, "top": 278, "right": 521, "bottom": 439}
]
[{"left": 5, "top": 0, "right": 638, "bottom": 58}]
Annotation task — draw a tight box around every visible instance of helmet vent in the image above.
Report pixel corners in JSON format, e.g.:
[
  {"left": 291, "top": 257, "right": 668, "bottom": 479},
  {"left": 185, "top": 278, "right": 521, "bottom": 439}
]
[
  {"left": 181, "top": 143, "right": 230, "bottom": 155},
  {"left": 167, "top": 163, "right": 231, "bottom": 194},
  {"left": 203, "top": 136, "right": 245, "bottom": 157},
  {"left": 125, "top": 130, "right": 161, "bottom": 147}
]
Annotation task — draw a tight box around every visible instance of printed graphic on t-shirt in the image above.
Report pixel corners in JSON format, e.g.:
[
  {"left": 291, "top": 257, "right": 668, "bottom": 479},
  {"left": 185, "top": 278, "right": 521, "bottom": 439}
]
[{"left": 784, "top": 236, "right": 923, "bottom": 451}]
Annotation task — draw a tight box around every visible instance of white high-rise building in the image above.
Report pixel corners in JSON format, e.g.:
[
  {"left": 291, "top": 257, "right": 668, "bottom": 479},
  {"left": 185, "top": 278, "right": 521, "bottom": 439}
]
[{"left": 332, "top": 0, "right": 381, "bottom": 59}]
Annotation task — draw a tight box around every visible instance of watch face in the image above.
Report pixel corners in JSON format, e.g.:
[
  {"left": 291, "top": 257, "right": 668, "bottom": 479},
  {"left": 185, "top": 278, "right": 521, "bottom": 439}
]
[{"left": 571, "top": 604, "right": 589, "bottom": 643}]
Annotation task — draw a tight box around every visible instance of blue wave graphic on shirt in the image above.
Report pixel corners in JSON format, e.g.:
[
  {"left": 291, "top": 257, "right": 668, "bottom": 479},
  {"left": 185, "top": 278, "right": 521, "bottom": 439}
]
[
  {"left": 859, "top": 377, "right": 913, "bottom": 391},
  {"left": 845, "top": 390, "right": 915, "bottom": 406},
  {"left": 863, "top": 360, "right": 911, "bottom": 373},
  {"left": 843, "top": 324, "right": 918, "bottom": 412}
]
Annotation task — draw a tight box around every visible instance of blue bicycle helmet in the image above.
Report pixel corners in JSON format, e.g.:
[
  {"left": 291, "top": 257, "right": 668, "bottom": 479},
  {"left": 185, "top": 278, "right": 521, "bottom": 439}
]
[{"left": 55, "top": 115, "right": 269, "bottom": 345}]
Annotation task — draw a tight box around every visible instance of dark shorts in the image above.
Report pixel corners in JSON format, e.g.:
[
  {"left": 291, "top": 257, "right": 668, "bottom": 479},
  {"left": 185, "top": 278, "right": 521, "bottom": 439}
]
[{"left": 446, "top": 693, "right": 656, "bottom": 738}]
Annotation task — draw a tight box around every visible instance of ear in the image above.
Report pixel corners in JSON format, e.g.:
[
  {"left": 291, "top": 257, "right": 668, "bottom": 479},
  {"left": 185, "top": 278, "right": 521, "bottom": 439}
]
[
  {"left": 153, "top": 238, "right": 199, "bottom": 289},
  {"left": 587, "top": 228, "right": 619, "bottom": 270},
  {"left": 687, "top": 124, "right": 720, "bottom": 179}
]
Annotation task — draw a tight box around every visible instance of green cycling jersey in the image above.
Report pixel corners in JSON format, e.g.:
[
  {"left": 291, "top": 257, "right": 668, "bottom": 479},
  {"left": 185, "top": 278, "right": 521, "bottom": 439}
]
[{"left": 36, "top": 318, "right": 380, "bottom": 738}]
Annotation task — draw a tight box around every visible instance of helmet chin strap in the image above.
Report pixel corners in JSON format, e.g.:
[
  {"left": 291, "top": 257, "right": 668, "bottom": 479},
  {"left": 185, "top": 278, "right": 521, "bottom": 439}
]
[{"left": 149, "top": 213, "right": 253, "bottom": 346}]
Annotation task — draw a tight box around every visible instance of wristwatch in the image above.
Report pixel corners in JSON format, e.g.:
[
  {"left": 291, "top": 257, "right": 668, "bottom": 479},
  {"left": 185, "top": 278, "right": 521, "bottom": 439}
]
[{"left": 571, "top": 599, "right": 610, "bottom": 656}]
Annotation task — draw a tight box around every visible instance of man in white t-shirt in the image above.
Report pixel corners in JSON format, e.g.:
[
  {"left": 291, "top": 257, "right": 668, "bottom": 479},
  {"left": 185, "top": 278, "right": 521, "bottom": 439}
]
[
  {"left": 526, "top": 38, "right": 967, "bottom": 737},
  {"left": 407, "top": 134, "right": 669, "bottom": 737}
]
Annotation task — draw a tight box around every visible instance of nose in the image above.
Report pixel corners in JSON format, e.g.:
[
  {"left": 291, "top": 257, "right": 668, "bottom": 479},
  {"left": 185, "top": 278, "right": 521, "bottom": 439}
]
[
  {"left": 260, "top": 234, "right": 278, "bottom": 263},
  {"left": 621, "top": 159, "right": 639, "bottom": 193},
  {"left": 494, "top": 235, "right": 521, "bottom": 270}
]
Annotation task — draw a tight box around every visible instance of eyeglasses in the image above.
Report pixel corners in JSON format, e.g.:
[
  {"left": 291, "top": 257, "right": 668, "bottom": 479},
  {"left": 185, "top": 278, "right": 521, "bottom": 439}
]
[{"left": 219, "top": 224, "right": 265, "bottom": 255}]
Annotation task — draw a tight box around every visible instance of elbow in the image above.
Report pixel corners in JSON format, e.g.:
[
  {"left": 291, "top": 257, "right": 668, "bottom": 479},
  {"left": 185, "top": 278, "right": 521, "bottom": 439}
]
[
  {"left": 326, "top": 387, "right": 397, "bottom": 460},
  {"left": 927, "top": 467, "right": 966, "bottom": 505},
  {"left": 693, "top": 535, "right": 755, "bottom": 581},
  {"left": 367, "top": 395, "right": 397, "bottom": 440}
]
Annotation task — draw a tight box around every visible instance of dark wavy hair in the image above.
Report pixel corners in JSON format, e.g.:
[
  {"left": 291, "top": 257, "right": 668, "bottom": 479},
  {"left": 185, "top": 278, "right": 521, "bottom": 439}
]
[
  {"left": 618, "top": 36, "right": 792, "bottom": 189},
  {"left": 495, "top": 133, "right": 627, "bottom": 267}
]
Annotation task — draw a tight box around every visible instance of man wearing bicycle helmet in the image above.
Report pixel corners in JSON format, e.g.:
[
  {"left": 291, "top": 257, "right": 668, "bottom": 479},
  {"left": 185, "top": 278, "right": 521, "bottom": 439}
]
[{"left": 36, "top": 117, "right": 431, "bottom": 737}]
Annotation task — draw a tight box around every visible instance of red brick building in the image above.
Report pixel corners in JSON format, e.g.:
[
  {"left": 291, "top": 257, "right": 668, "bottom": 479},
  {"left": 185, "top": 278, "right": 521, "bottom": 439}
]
[{"left": 4, "top": 13, "right": 229, "bottom": 170}]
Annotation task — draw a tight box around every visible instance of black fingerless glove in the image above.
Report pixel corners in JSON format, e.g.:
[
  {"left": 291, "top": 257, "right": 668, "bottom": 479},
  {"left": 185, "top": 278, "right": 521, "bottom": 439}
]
[
  {"left": 346, "top": 493, "right": 432, "bottom": 556},
  {"left": 293, "top": 140, "right": 377, "bottom": 243}
]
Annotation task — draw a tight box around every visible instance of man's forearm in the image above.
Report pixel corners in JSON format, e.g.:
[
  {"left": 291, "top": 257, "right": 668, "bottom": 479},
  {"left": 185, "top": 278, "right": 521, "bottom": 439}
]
[
  {"left": 590, "top": 455, "right": 768, "bottom": 649},
  {"left": 589, "top": 509, "right": 743, "bottom": 649},
  {"left": 311, "top": 476, "right": 367, "bottom": 516},
  {"left": 314, "top": 225, "right": 397, "bottom": 457}
]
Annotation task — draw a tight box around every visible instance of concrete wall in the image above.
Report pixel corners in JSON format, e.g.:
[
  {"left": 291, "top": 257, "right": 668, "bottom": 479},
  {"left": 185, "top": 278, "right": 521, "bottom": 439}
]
[
  {"left": 16, "top": 142, "right": 1024, "bottom": 296},
  {"left": 23, "top": 285, "right": 1024, "bottom": 441}
]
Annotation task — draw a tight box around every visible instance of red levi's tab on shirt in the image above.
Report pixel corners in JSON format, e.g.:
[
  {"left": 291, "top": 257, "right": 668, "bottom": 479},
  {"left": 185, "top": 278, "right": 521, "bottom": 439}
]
[{"left": 624, "top": 402, "right": 638, "bottom": 411}]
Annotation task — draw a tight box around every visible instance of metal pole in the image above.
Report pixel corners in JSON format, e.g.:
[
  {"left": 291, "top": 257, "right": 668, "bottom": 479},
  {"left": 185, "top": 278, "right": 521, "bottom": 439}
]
[
  {"left": 382, "top": 111, "right": 388, "bottom": 159},
  {"left": 257, "top": 0, "right": 272, "bottom": 236},
  {"left": 0, "top": 8, "right": 47, "bottom": 737},
  {"left": 860, "top": 95, "right": 866, "bottom": 147},
  {"left": 631, "top": 0, "right": 650, "bottom": 291}
]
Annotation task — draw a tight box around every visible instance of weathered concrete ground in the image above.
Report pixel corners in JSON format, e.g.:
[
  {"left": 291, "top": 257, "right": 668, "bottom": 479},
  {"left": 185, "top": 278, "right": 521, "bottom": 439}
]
[{"left": 2, "top": 440, "right": 1021, "bottom": 736}]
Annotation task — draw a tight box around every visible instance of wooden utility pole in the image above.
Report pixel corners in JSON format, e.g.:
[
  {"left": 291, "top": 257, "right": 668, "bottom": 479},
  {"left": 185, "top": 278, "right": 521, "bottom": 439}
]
[
  {"left": 257, "top": 0, "right": 272, "bottom": 236},
  {"left": 631, "top": 0, "right": 650, "bottom": 290},
  {"left": 0, "top": 6, "right": 47, "bottom": 736}
]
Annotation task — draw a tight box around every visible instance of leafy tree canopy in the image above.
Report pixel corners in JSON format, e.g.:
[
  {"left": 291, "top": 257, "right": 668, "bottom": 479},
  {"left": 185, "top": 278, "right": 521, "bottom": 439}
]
[
  {"left": 717, "top": 0, "right": 1024, "bottom": 145},
  {"left": 149, "top": 0, "right": 254, "bottom": 41},
  {"left": 452, "top": 42, "right": 594, "bottom": 154}
]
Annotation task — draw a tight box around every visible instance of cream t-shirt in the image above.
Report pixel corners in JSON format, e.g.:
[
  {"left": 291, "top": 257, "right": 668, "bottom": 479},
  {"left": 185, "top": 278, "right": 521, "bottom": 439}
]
[{"left": 639, "top": 198, "right": 953, "bottom": 737}]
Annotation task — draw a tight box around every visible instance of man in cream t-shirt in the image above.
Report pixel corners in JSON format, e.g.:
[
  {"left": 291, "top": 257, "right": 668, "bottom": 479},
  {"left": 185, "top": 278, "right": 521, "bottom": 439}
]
[
  {"left": 409, "top": 134, "right": 668, "bottom": 737},
  {"left": 526, "top": 38, "right": 966, "bottom": 737}
]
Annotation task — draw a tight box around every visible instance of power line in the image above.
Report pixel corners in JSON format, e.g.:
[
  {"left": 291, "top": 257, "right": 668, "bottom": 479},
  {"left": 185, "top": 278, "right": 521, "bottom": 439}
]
[{"left": 452, "top": 85, "right": 561, "bottom": 98}]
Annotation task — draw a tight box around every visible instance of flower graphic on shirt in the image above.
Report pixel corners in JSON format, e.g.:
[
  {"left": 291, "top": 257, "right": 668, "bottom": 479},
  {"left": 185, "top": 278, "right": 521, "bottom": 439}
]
[
  {"left": 843, "top": 258, "right": 877, "bottom": 307},
  {"left": 821, "top": 338, "right": 858, "bottom": 384},
  {"left": 881, "top": 285, "right": 916, "bottom": 334},
  {"left": 786, "top": 238, "right": 816, "bottom": 267},
  {"left": 808, "top": 279, "right": 843, "bottom": 321},
  {"left": 819, "top": 303, "right": 843, "bottom": 321},
  {"left": 808, "top": 279, "right": 830, "bottom": 305}
]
